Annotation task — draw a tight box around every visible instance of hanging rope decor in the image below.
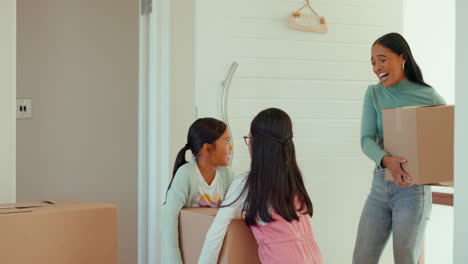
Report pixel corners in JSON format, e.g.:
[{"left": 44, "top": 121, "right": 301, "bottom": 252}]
[{"left": 288, "top": 0, "right": 328, "bottom": 33}]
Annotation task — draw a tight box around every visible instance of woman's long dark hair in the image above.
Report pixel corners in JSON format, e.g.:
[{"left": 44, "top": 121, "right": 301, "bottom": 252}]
[
  {"left": 164, "top": 118, "right": 227, "bottom": 204},
  {"left": 242, "top": 108, "right": 313, "bottom": 226},
  {"left": 373, "top": 32, "right": 431, "bottom": 87}
]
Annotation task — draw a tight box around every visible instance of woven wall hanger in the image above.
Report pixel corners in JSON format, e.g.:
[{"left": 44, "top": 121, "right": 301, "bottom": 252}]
[{"left": 288, "top": 0, "right": 328, "bottom": 33}]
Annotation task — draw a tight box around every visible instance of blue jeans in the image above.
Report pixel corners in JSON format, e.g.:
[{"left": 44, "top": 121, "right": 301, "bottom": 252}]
[{"left": 352, "top": 168, "right": 432, "bottom": 264}]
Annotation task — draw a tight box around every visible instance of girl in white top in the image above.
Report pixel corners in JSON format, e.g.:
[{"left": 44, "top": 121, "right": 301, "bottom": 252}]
[{"left": 161, "top": 118, "right": 235, "bottom": 264}]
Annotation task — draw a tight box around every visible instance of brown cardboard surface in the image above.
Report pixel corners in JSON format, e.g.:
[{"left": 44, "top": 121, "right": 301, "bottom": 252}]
[
  {"left": 179, "top": 208, "right": 260, "bottom": 264},
  {"left": 383, "top": 105, "right": 454, "bottom": 185},
  {"left": 431, "top": 181, "right": 454, "bottom": 187},
  {"left": 0, "top": 200, "right": 118, "bottom": 264}
]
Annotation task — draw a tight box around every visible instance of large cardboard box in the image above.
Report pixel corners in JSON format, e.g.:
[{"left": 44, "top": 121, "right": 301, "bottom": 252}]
[
  {"left": 0, "top": 200, "right": 118, "bottom": 264},
  {"left": 179, "top": 208, "right": 260, "bottom": 264},
  {"left": 383, "top": 105, "right": 454, "bottom": 185}
]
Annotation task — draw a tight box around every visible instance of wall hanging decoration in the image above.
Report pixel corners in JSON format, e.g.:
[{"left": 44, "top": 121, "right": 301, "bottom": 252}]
[{"left": 288, "top": 0, "right": 328, "bottom": 33}]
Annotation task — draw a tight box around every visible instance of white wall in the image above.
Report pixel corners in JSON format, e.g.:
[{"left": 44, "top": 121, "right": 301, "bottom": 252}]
[
  {"left": 424, "top": 204, "right": 454, "bottom": 263},
  {"left": 403, "top": 0, "right": 455, "bottom": 104},
  {"left": 16, "top": 1, "right": 139, "bottom": 263},
  {"left": 0, "top": 0, "right": 16, "bottom": 204},
  {"left": 403, "top": 1, "right": 456, "bottom": 263},
  {"left": 195, "top": 0, "right": 403, "bottom": 262},
  {"left": 170, "top": 0, "right": 196, "bottom": 171},
  {"left": 454, "top": 0, "right": 468, "bottom": 262}
]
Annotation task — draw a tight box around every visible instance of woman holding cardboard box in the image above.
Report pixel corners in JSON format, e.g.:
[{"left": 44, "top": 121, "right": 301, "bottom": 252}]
[
  {"left": 161, "top": 118, "right": 236, "bottom": 264},
  {"left": 352, "top": 33, "right": 446, "bottom": 264}
]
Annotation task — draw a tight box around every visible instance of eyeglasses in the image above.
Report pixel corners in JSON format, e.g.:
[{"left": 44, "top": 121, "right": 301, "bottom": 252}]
[{"left": 243, "top": 136, "right": 252, "bottom": 145}]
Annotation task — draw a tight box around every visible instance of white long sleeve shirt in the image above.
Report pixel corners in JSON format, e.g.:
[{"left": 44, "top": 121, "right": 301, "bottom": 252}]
[{"left": 198, "top": 173, "right": 248, "bottom": 264}]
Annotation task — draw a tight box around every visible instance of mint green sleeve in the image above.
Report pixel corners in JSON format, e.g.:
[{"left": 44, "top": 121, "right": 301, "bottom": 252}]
[
  {"left": 161, "top": 166, "right": 191, "bottom": 264},
  {"left": 432, "top": 89, "right": 447, "bottom": 105},
  {"left": 360, "top": 86, "right": 389, "bottom": 166}
]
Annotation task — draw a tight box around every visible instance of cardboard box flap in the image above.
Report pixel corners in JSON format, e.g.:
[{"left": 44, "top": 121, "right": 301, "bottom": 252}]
[
  {"left": 0, "top": 201, "right": 55, "bottom": 214},
  {"left": 182, "top": 207, "right": 218, "bottom": 217},
  {"left": 0, "top": 203, "right": 49, "bottom": 210},
  {"left": 181, "top": 207, "right": 244, "bottom": 220},
  {"left": 385, "top": 104, "right": 448, "bottom": 110},
  {"left": 0, "top": 200, "right": 117, "bottom": 215}
]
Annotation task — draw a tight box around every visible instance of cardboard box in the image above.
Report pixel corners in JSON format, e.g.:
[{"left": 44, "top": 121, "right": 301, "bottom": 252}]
[
  {"left": 383, "top": 105, "right": 454, "bottom": 185},
  {"left": 0, "top": 200, "right": 118, "bottom": 264},
  {"left": 179, "top": 208, "right": 260, "bottom": 264}
]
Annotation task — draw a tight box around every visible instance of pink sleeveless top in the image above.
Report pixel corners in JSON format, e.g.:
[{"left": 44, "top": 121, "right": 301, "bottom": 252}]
[{"left": 250, "top": 208, "right": 323, "bottom": 264}]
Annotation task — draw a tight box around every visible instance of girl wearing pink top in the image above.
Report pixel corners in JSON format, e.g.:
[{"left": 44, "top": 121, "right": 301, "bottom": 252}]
[{"left": 199, "top": 108, "right": 323, "bottom": 264}]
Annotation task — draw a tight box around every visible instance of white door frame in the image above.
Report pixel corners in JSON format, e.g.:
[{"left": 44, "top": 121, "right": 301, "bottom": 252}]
[
  {"left": 0, "top": 0, "right": 16, "bottom": 204},
  {"left": 138, "top": 0, "right": 171, "bottom": 263},
  {"left": 453, "top": 0, "right": 468, "bottom": 263}
]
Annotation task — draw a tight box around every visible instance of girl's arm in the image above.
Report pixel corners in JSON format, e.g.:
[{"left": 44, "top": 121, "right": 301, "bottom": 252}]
[
  {"left": 161, "top": 166, "right": 191, "bottom": 264},
  {"left": 360, "top": 86, "right": 389, "bottom": 167},
  {"left": 198, "top": 174, "right": 248, "bottom": 264}
]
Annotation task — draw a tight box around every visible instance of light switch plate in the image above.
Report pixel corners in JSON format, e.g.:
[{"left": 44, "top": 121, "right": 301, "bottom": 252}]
[{"left": 17, "top": 98, "right": 32, "bottom": 119}]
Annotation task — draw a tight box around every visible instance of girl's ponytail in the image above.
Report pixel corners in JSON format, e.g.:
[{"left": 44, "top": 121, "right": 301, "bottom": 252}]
[
  {"left": 164, "top": 144, "right": 190, "bottom": 204},
  {"left": 172, "top": 144, "right": 190, "bottom": 177}
]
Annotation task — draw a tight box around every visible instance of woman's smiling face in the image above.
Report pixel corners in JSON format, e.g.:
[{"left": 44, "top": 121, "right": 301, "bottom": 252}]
[{"left": 371, "top": 44, "right": 406, "bottom": 87}]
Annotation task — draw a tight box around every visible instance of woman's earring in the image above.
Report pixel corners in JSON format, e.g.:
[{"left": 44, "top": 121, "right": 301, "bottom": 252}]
[{"left": 402, "top": 63, "right": 405, "bottom": 71}]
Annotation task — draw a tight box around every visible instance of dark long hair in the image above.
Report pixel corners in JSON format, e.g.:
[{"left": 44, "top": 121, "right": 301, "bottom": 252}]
[
  {"left": 373, "top": 32, "right": 431, "bottom": 87},
  {"left": 242, "top": 108, "right": 313, "bottom": 226},
  {"left": 164, "top": 118, "right": 227, "bottom": 203}
]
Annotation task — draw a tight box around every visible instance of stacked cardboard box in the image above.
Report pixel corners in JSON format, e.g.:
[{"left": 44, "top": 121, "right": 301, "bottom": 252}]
[{"left": 0, "top": 200, "right": 118, "bottom": 264}]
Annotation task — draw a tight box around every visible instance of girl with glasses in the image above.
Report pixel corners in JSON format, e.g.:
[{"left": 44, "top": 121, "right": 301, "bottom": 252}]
[
  {"left": 198, "top": 108, "right": 323, "bottom": 264},
  {"left": 161, "top": 118, "right": 236, "bottom": 264}
]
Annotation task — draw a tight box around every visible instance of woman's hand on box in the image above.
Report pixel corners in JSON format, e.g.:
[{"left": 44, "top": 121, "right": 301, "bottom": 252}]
[{"left": 382, "top": 155, "right": 413, "bottom": 187}]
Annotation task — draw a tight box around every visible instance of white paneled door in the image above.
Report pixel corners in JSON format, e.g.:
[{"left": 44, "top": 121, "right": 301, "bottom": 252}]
[{"left": 194, "top": 0, "right": 403, "bottom": 263}]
